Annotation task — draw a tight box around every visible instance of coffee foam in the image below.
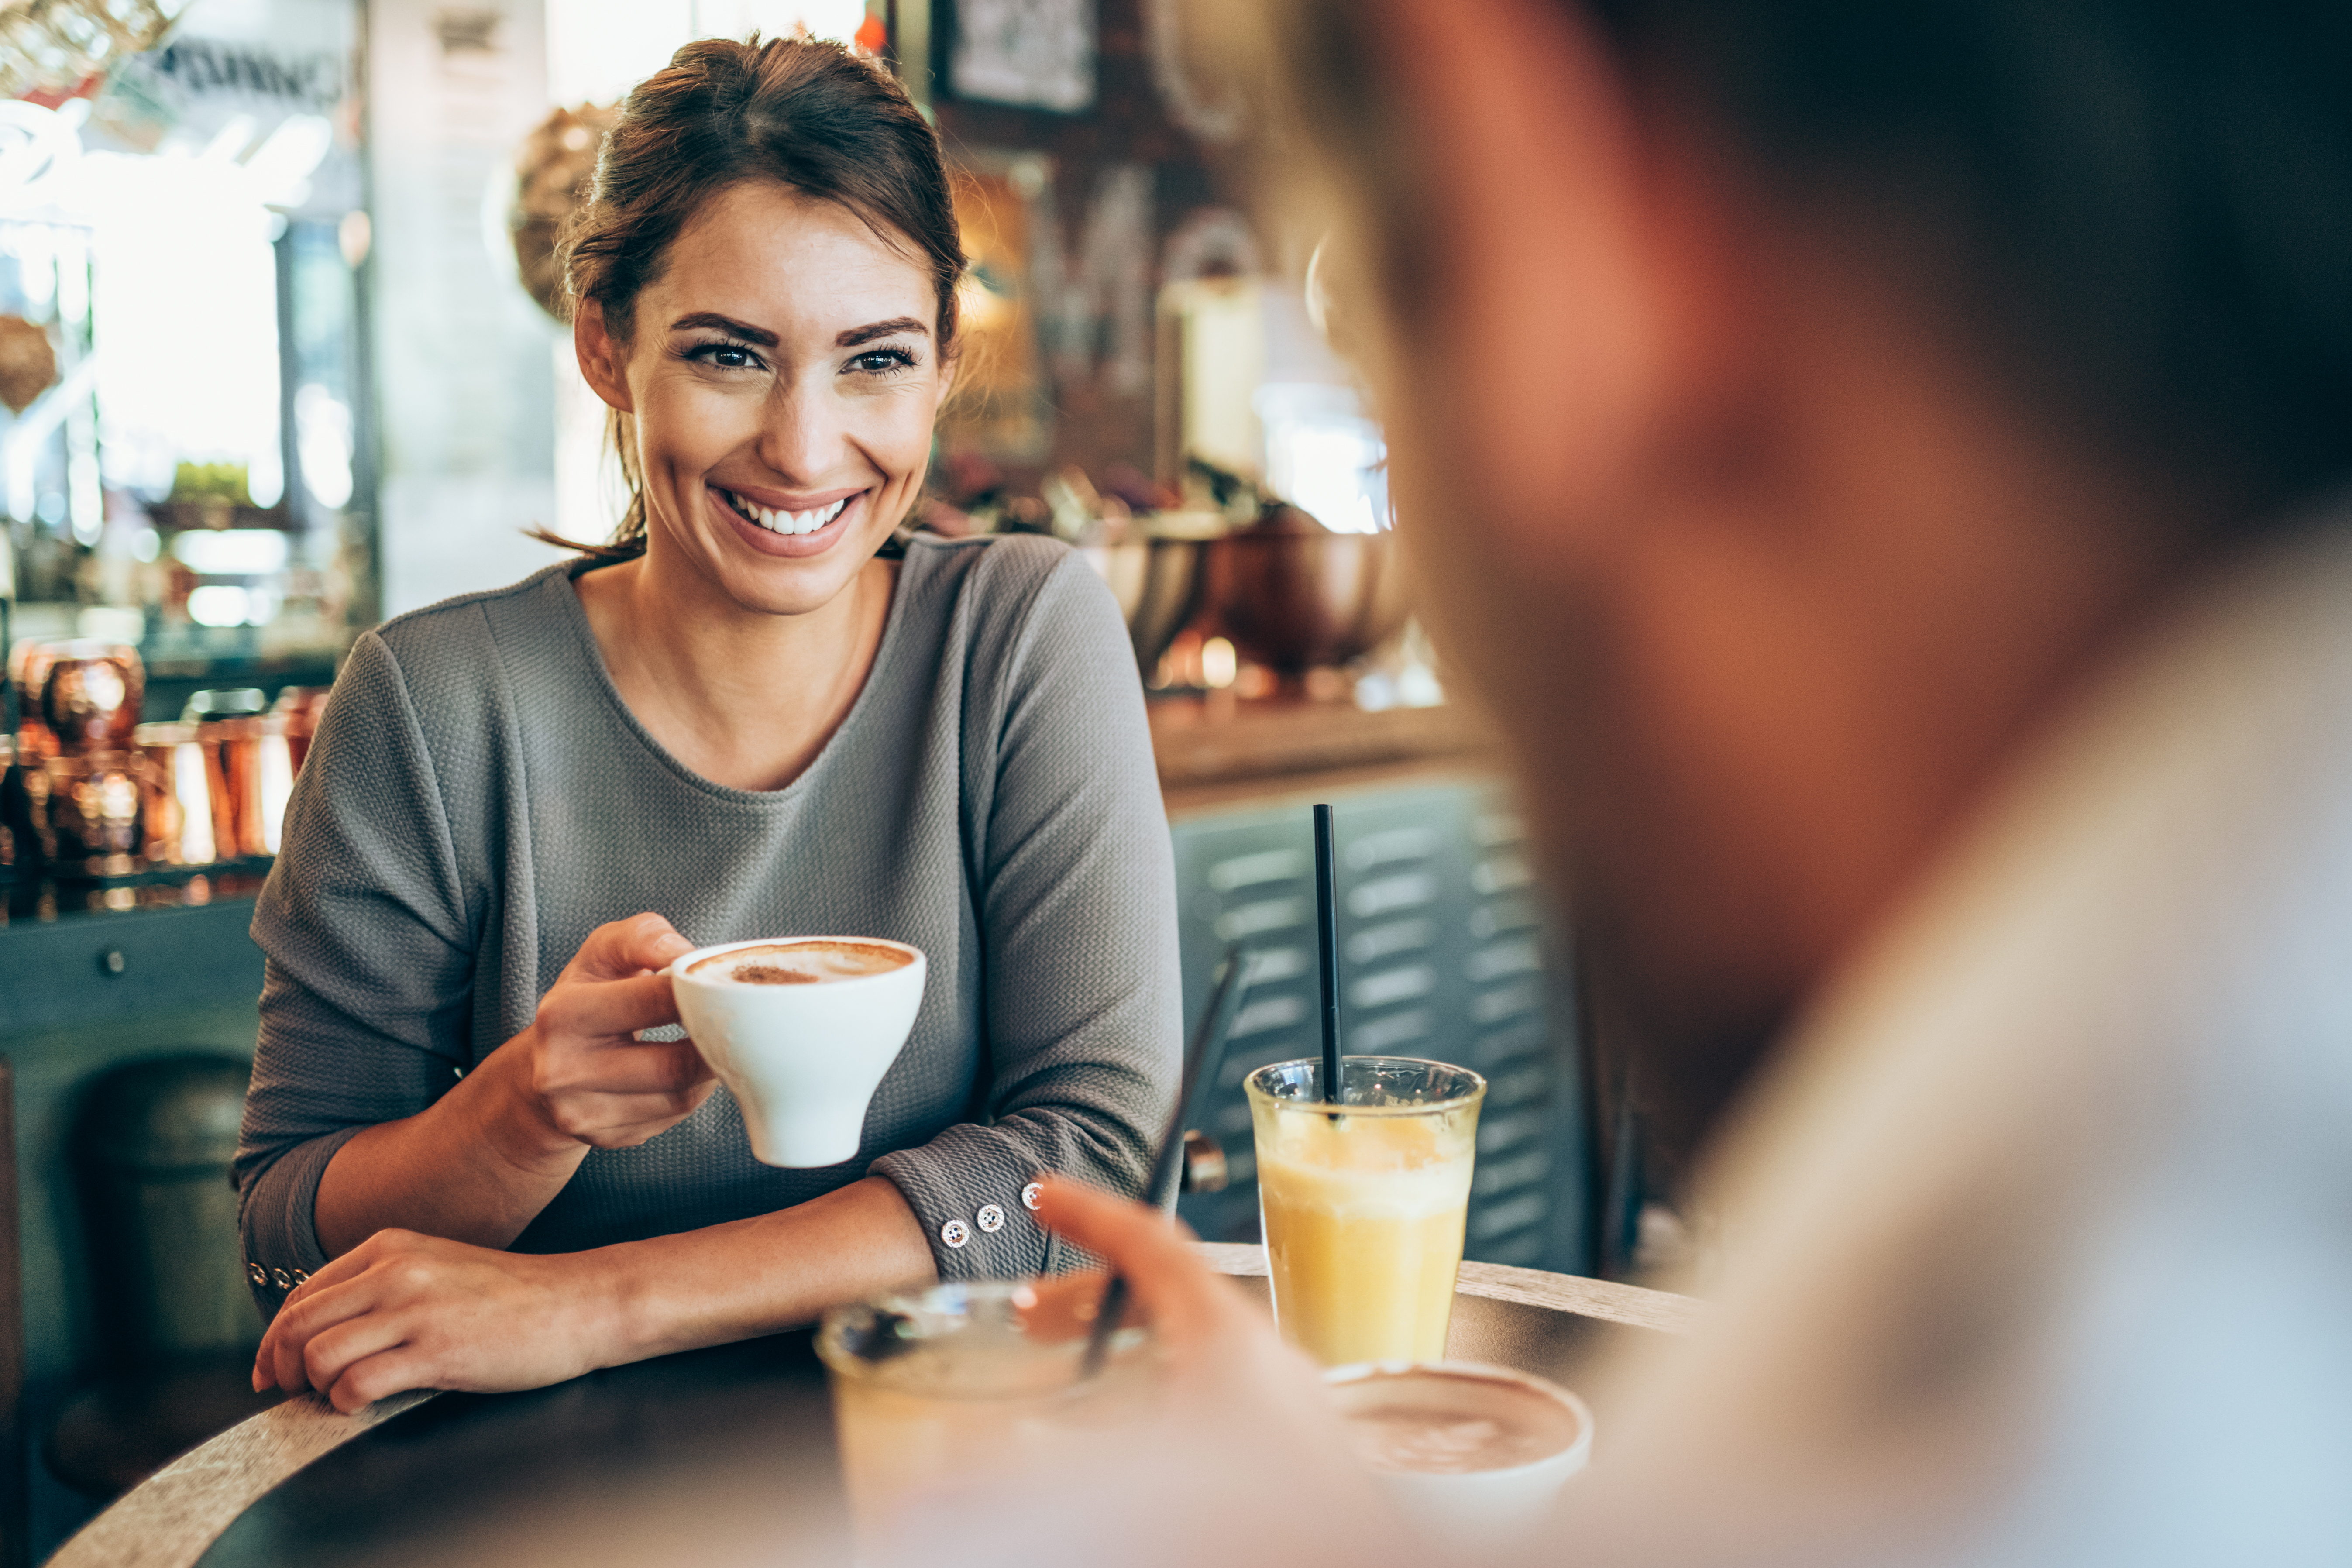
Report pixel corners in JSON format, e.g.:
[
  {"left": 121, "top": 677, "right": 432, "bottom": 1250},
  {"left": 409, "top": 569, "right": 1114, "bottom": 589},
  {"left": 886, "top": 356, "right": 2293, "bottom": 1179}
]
[
  {"left": 688, "top": 940, "right": 912, "bottom": 986},
  {"left": 1329, "top": 1369, "right": 1582, "bottom": 1475}
]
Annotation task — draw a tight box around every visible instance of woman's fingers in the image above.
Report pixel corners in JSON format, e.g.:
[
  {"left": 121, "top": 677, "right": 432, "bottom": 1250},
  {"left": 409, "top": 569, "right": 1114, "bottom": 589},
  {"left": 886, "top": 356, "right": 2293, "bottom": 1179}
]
[
  {"left": 542, "top": 1034, "right": 711, "bottom": 1099},
  {"left": 542, "top": 970, "right": 688, "bottom": 1043},
  {"left": 261, "top": 1271, "right": 376, "bottom": 1393},
  {"left": 296, "top": 1308, "right": 413, "bottom": 1400},
  {"left": 567, "top": 913, "right": 694, "bottom": 983},
  {"left": 516, "top": 918, "right": 720, "bottom": 1152},
  {"left": 560, "top": 1083, "right": 721, "bottom": 1148},
  {"left": 327, "top": 1348, "right": 430, "bottom": 1415}
]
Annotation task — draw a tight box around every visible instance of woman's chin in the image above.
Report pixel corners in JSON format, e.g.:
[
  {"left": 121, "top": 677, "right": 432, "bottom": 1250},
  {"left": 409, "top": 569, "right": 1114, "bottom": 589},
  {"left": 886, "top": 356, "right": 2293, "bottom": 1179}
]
[{"left": 685, "top": 486, "right": 894, "bottom": 615}]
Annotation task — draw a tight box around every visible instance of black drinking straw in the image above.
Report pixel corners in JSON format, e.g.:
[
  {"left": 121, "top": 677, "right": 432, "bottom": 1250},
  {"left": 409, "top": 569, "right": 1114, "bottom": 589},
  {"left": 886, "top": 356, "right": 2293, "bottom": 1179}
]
[
  {"left": 1079, "top": 946, "right": 1255, "bottom": 1380},
  {"left": 1314, "top": 802, "right": 1343, "bottom": 1105}
]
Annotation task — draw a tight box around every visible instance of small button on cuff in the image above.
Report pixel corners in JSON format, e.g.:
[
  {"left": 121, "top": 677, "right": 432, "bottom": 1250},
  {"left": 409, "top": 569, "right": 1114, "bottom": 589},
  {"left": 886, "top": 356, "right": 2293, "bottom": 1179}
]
[
  {"left": 272, "top": 1268, "right": 292, "bottom": 1290},
  {"left": 247, "top": 1262, "right": 267, "bottom": 1286},
  {"left": 1021, "top": 1182, "right": 1043, "bottom": 1211},
  {"left": 940, "top": 1220, "right": 970, "bottom": 1249},
  {"left": 291, "top": 1270, "right": 309, "bottom": 1286},
  {"left": 976, "top": 1204, "right": 1005, "bottom": 1233}
]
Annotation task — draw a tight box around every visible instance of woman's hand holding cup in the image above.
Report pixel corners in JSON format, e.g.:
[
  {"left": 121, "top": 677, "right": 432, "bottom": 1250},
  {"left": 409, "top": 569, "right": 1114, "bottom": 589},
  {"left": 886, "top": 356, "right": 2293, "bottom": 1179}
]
[{"left": 490, "top": 912, "right": 718, "bottom": 1167}]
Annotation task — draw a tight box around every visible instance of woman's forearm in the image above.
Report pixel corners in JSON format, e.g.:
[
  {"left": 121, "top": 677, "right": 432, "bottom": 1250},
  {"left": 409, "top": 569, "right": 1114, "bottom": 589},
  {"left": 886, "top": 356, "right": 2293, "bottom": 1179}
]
[
  {"left": 313, "top": 1032, "right": 587, "bottom": 1255},
  {"left": 257, "top": 1174, "right": 939, "bottom": 1409},
  {"left": 595, "top": 1176, "right": 936, "bottom": 1361}
]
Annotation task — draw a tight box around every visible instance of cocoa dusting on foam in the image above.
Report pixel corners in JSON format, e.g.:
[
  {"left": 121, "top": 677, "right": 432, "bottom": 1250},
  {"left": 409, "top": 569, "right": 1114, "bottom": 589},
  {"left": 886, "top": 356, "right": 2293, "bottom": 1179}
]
[{"left": 690, "top": 940, "right": 912, "bottom": 985}]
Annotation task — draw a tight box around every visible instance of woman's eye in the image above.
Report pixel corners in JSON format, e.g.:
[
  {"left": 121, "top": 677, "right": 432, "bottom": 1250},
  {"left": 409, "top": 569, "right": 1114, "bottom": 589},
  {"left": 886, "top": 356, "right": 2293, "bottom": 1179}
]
[
  {"left": 687, "top": 342, "right": 762, "bottom": 371},
  {"left": 849, "top": 348, "right": 917, "bottom": 375}
]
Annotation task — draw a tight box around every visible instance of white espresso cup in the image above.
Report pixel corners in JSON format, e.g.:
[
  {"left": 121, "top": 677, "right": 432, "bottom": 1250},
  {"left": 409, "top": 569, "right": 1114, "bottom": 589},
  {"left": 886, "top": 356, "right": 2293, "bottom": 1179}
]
[
  {"left": 667, "top": 936, "right": 926, "bottom": 1168},
  {"left": 1323, "top": 1360, "right": 1594, "bottom": 1548}
]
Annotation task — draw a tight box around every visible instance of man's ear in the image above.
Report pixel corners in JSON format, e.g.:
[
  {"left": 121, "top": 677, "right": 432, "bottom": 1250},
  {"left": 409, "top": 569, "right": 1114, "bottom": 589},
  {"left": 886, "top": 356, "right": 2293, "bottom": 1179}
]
[{"left": 575, "top": 299, "right": 634, "bottom": 413}]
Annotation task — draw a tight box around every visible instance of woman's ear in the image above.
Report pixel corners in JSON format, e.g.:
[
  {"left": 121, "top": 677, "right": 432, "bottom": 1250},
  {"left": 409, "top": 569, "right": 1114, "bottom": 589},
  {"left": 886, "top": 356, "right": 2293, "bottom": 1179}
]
[{"left": 575, "top": 300, "right": 635, "bottom": 413}]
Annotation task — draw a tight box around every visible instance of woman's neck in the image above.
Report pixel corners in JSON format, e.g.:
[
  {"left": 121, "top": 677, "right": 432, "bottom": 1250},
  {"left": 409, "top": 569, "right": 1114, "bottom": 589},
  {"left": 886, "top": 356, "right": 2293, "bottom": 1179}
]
[{"left": 574, "top": 540, "right": 898, "bottom": 793}]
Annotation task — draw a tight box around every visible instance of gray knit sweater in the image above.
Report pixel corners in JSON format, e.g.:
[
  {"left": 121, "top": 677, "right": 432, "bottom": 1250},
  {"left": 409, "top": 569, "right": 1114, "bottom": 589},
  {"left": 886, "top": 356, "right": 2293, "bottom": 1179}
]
[{"left": 234, "top": 534, "right": 1181, "bottom": 1316}]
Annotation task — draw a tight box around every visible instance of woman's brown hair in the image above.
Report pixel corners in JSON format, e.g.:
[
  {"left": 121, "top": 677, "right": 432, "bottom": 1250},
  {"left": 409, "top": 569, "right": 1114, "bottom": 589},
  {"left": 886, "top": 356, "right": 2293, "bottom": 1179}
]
[{"left": 542, "top": 36, "right": 963, "bottom": 560}]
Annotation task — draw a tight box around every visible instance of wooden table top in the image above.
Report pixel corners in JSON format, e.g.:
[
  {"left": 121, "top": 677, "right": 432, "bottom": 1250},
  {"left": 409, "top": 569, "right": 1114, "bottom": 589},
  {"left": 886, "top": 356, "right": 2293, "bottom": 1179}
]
[{"left": 50, "top": 1249, "right": 1700, "bottom": 1568}]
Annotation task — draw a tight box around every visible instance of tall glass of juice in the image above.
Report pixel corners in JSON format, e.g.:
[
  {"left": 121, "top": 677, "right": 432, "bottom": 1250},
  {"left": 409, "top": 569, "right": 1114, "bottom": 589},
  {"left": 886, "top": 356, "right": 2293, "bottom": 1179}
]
[{"left": 1246, "top": 1056, "right": 1487, "bottom": 1366}]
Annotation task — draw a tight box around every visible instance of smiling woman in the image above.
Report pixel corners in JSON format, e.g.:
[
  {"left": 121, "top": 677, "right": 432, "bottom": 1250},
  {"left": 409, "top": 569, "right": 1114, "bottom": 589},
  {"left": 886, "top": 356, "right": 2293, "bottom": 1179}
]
[{"left": 228, "top": 37, "right": 1180, "bottom": 1413}]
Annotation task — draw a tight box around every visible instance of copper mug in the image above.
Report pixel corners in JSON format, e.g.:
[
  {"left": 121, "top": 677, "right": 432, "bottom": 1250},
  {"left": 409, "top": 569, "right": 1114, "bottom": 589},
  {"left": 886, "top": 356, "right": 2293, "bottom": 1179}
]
[
  {"left": 37, "top": 751, "right": 144, "bottom": 874},
  {"left": 134, "top": 722, "right": 221, "bottom": 866},
  {"left": 197, "top": 714, "right": 295, "bottom": 859},
  {"left": 270, "top": 685, "right": 331, "bottom": 775},
  {"left": 9, "top": 641, "right": 60, "bottom": 762},
  {"left": 0, "top": 734, "right": 28, "bottom": 870},
  {"left": 35, "top": 640, "right": 144, "bottom": 753}
]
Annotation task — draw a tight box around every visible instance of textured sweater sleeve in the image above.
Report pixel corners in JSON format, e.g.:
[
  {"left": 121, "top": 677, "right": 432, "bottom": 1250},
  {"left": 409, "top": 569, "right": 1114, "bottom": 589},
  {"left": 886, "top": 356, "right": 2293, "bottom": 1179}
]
[
  {"left": 234, "top": 629, "right": 477, "bottom": 1311},
  {"left": 871, "top": 550, "right": 1183, "bottom": 1277}
]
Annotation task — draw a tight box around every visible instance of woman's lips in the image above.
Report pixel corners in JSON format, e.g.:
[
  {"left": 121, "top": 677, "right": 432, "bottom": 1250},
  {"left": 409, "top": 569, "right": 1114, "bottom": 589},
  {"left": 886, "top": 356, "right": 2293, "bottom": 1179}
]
[{"left": 707, "top": 485, "right": 864, "bottom": 557}]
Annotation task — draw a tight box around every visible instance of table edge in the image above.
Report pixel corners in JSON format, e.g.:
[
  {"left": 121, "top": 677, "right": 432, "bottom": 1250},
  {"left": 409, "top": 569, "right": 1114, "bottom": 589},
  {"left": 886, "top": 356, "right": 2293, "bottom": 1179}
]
[
  {"left": 1193, "top": 1241, "right": 1707, "bottom": 1336},
  {"left": 51, "top": 1255, "right": 1695, "bottom": 1568},
  {"left": 44, "top": 1388, "right": 436, "bottom": 1568}
]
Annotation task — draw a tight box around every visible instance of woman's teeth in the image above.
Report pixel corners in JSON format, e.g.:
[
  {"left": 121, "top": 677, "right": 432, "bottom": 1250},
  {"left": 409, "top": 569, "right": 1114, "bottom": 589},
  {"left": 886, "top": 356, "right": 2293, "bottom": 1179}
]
[{"left": 722, "top": 490, "right": 849, "bottom": 536}]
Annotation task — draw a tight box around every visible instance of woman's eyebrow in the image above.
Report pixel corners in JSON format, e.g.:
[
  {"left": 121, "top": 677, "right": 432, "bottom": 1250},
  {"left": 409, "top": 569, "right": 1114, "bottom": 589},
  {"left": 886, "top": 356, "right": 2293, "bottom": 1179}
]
[
  {"left": 670, "top": 311, "right": 778, "bottom": 345},
  {"left": 836, "top": 317, "right": 928, "bottom": 347}
]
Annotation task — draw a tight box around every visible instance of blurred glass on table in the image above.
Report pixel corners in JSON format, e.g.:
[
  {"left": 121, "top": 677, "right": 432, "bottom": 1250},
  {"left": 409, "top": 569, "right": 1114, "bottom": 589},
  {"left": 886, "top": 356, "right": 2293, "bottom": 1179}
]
[{"left": 818, "top": 1279, "right": 1159, "bottom": 1559}]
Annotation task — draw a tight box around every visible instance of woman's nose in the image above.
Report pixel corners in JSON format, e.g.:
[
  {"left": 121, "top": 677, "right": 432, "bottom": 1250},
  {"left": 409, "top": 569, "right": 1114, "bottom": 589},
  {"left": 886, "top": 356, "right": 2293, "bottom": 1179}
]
[{"left": 755, "top": 381, "right": 843, "bottom": 485}]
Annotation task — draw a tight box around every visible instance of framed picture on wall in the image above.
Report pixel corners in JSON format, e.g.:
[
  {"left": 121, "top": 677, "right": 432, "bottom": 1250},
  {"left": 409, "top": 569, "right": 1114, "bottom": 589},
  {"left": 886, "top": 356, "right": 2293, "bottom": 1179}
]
[{"left": 949, "top": 0, "right": 1095, "bottom": 114}]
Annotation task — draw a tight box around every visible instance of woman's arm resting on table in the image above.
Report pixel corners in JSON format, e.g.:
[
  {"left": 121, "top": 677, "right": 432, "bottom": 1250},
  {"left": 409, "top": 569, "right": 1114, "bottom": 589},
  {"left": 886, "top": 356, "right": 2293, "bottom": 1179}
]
[
  {"left": 311, "top": 913, "right": 718, "bottom": 1256},
  {"left": 257, "top": 1173, "right": 934, "bottom": 1412},
  {"left": 864, "top": 548, "right": 1185, "bottom": 1280}
]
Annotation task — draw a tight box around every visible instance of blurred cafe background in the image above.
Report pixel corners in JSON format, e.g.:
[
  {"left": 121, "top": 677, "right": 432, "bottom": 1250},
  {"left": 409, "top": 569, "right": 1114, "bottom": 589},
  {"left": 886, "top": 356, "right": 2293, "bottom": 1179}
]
[{"left": 0, "top": 0, "right": 1611, "bottom": 1556}]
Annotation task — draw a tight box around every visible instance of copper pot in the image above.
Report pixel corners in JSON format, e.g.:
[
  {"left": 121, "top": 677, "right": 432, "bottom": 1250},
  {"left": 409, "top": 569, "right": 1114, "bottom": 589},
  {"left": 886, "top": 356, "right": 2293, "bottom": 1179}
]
[
  {"left": 1206, "top": 505, "right": 1410, "bottom": 675},
  {"left": 36, "top": 640, "right": 144, "bottom": 753}
]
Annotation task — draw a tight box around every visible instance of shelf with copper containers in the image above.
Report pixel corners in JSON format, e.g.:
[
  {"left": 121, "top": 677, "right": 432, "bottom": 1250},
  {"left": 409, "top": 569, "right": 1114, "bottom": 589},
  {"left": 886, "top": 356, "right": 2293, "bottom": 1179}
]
[{"left": 3, "top": 638, "right": 328, "bottom": 922}]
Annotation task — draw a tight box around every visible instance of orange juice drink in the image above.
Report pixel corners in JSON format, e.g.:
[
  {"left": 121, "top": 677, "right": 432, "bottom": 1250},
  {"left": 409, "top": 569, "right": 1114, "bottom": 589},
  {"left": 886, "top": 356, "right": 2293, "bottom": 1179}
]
[{"left": 1247, "top": 1057, "right": 1486, "bottom": 1366}]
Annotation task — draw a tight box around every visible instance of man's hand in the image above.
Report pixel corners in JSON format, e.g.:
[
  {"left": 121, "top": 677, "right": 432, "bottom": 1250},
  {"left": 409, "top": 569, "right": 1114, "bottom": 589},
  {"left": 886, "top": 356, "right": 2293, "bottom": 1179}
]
[{"left": 1029, "top": 1179, "right": 1329, "bottom": 1416}]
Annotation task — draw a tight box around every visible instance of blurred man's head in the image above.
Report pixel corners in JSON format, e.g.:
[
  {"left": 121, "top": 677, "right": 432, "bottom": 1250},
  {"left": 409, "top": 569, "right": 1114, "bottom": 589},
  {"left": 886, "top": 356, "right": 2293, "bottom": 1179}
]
[{"left": 1183, "top": 2, "right": 2352, "bottom": 1168}]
